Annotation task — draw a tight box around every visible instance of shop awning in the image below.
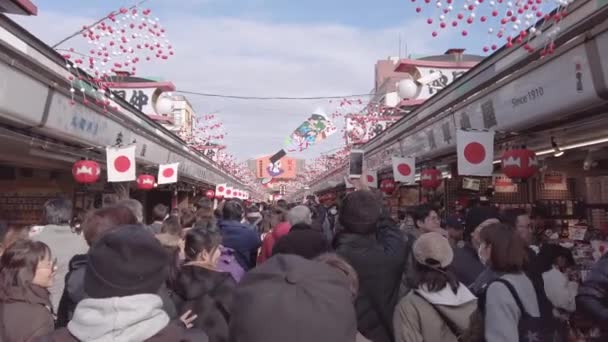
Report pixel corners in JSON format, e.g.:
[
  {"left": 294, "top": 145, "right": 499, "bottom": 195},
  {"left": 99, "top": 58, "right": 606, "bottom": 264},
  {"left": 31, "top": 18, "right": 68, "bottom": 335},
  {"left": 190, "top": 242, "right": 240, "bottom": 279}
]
[{"left": 0, "top": 0, "right": 37, "bottom": 16}]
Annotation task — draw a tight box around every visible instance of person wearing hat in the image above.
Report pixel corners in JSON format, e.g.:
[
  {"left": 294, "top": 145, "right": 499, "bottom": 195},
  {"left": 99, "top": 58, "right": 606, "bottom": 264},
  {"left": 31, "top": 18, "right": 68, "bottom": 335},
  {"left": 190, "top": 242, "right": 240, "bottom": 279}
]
[
  {"left": 393, "top": 232, "right": 477, "bottom": 342},
  {"left": 229, "top": 254, "right": 358, "bottom": 342},
  {"left": 42, "top": 225, "right": 207, "bottom": 342},
  {"left": 334, "top": 190, "right": 406, "bottom": 342}
]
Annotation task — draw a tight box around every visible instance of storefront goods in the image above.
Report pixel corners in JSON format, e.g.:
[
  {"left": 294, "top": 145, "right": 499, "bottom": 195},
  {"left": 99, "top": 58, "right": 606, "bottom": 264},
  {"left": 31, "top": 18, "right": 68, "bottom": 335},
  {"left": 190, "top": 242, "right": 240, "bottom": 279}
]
[
  {"left": 421, "top": 168, "right": 442, "bottom": 189},
  {"left": 136, "top": 174, "right": 155, "bottom": 190},
  {"left": 72, "top": 160, "right": 101, "bottom": 184},
  {"left": 501, "top": 148, "right": 539, "bottom": 180}
]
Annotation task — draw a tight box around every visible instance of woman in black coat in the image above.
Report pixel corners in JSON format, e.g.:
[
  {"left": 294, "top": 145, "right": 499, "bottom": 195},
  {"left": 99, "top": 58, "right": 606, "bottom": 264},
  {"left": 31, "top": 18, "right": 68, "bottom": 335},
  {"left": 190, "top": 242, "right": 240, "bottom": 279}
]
[{"left": 173, "top": 222, "right": 236, "bottom": 342}]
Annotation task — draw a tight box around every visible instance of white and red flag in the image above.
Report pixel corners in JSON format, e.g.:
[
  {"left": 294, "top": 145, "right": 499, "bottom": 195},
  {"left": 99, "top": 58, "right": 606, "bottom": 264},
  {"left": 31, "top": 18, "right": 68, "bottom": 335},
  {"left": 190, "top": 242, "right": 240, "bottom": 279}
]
[
  {"left": 158, "top": 163, "right": 179, "bottom": 185},
  {"left": 457, "top": 130, "right": 495, "bottom": 176},
  {"left": 215, "top": 184, "right": 227, "bottom": 198},
  {"left": 392, "top": 157, "right": 416, "bottom": 183},
  {"left": 225, "top": 187, "right": 234, "bottom": 199},
  {"left": 106, "top": 145, "right": 136, "bottom": 182},
  {"left": 366, "top": 170, "right": 378, "bottom": 188}
]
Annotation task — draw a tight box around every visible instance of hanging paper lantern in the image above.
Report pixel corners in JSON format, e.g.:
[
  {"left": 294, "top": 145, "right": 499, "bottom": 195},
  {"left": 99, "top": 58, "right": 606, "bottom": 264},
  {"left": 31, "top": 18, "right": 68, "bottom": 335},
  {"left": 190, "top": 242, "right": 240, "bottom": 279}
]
[
  {"left": 380, "top": 179, "right": 397, "bottom": 194},
  {"left": 137, "top": 174, "right": 155, "bottom": 190},
  {"left": 72, "top": 159, "right": 101, "bottom": 184},
  {"left": 216, "top": 192, "right": 224, "bottom": 200},
  {"left": 501, "top": 148, "right": 539, "bottom": 180},
  {"left": 154, "top": 96, "right": 174, "bottom": 115},
  {"left": 205, "top": 189, "right": 215, "bottom": 199},
  {"left": 420, "top": 168, "right": 442, "bottom": 189}
]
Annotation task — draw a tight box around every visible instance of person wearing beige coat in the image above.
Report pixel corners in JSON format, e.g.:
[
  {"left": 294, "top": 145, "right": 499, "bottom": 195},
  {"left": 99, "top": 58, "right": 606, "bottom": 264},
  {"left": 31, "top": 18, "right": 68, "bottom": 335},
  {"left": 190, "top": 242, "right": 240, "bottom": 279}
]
[{"left": 393, "top": 232, "right": 477, "bottom": 342}]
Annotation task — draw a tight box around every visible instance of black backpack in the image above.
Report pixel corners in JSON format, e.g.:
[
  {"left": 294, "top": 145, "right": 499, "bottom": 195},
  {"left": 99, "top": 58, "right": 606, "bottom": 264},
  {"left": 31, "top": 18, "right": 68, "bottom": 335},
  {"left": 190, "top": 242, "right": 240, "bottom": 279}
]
[{"left": 484, "top": 279, "right": 565, "bottom": 342}]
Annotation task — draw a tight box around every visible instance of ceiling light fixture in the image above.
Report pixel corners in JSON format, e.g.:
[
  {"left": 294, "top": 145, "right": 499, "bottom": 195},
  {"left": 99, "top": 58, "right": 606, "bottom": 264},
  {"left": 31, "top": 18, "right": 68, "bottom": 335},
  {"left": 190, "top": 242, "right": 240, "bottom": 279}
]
[{"left": 551, "top": 137, "right": 564, "bottom": 157}]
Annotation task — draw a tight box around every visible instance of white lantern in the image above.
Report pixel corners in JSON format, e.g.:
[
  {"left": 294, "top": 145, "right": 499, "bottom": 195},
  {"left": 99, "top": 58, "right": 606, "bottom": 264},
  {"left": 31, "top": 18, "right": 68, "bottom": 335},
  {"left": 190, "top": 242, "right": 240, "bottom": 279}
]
[
  {"left": 397, "top": 79, "right": 418, "bottom": 99},
  {"left": 154, "top": 96, "right": 173, "bottom": 115}
]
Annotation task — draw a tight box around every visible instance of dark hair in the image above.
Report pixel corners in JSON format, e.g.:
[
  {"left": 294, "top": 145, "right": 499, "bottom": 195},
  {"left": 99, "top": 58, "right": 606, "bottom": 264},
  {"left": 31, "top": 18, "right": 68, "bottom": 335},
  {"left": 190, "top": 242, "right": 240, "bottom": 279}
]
[
  {"left": 534, "top": 243, "right": 575, "bottom": 273},
  {"left": 161, "top": 216, "right": 182, "bottom": 236},
  {"left": 184, "top": 222, "right": 222, "bottom": 261},
  {"left": 43, "top": 198, "right": 73, "bottom": 225},
  {"left": 315, "top": 253, "right": 359, "bottom": 301},
  {"left": 412, "top": 204, "right": 437, "bottom": 229},
  {"left": 290, "top": 223, "right": 312, "bottom": 231},
  {"left": 480, "top": 223, "right": 528, "bottom": 273},
  {"left": 412, "top": 262, "right": 459, "bottom": 293},
  {"left": 180, "top": 209, "right": 196, "bottom": 228},
  {"left": 276, "top": 200, "right": 288, "bottom": 210},
  {"left": 152, "top": 204, "right": 169, "bottom": 221},
  {"left": 0, "top": 240, "right": 52, "bottom": 299},
  {"left": 196, "top": 198, "right": 213, "bottom": 211},
  {"left": 501, "top": 208, "right": 529, "bottom": 228},
  {"left": 82, "top": 205, "right": 138, "bottom": 246},
  {"left": 223, "top": 200, "right": 243, "bottom": 221}
]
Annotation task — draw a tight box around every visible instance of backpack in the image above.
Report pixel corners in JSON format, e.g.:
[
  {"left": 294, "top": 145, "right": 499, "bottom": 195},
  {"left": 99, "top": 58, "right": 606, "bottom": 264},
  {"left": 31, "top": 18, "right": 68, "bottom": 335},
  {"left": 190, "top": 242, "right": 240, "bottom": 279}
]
[{"left": 465, "top": 278, "right": 565, "bottom": 342}]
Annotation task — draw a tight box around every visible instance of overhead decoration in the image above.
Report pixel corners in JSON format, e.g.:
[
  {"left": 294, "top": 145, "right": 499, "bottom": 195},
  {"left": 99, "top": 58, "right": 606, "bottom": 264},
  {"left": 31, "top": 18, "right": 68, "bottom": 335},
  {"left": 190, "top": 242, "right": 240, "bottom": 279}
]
[
  {"left": 60, "top": 6, "right": 175, "bottom": 111},
  {"left": 285, "top": 108, "right": 337, "bottom": 152},
  {"left": 106, "top": 145, "right": 136, "bottom": 182},
  {"left": 392, "top": 156, "right": 416, "bottom": 183},
  {"left": 158, "top": 163, "right": 179, "bottom": 185},
  {"left": 205, "top": 189, "right": 215, "bottom": 199},
  {"left": 421, "top": 168, "right": 442, "bottom": 189},
  {"left": 366, "top": 170, "right": 379, "bottom": 188},
  {"left": 501, "top": 147, "right": 539, "bottom": 180},
  {"left": 136, "top": 174, "right": 155, "bottom": 190},
  {"left": 380, "top": 179, "right": 397, "bottom": 195},
  {"left": 411, "top": 0, "right": 570, "bottom": 55},
  {"left": 180, "top": 113, "right": 227, "bottom": 153},
  {"left": 215, "top": 184, "right": 227, "bottom": 199},
  {"left": 345, "top": 115, "right": 399, "bottom": 145},
  {"left": 72, "top": 159, "right": 101, "bottom": 184},
  {"left": 457, "top": 130, "right": 495, "bottom": 176}
]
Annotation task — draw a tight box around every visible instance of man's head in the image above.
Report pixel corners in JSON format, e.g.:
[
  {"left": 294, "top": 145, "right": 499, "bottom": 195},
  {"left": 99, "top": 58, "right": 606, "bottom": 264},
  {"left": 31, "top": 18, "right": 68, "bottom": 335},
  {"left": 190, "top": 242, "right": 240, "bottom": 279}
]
[
  {"left": 464, "top": 205, "right": 501, "bottom": 243},
  {"left": 82, "top": 205, "right": 138, "bottom": 246},
  {"left": 287, "top": 206, "right": 312, "bottom": 226},
  {"left": 152, "top": 204, "right": 169, "bottom": 222},
  {"left": 117, "top": 199, "right": 144, "bottom": 223},
  {"left": 412, "top": 204, "right": 441, "bottom": 233},
  {"left": 276, "top": 199, "right": 288, "bottom": 211},
  {"left": 445, "top": 216, "right": 464, "bottom": 242},
  {"left": 196, "top": 198, "right": 213, "bottom": 211},
  {"left": 502, "top": 208, "right": 532, "bottom": 246},
  {"left": 339, "top": 190, "right": 382, "bottom": 235},
  {"left": 223, "top": 200, "right": 244, "bottom": 221},
  {"left": 43, "top": 198, "right": 73, "bottom": 226}
]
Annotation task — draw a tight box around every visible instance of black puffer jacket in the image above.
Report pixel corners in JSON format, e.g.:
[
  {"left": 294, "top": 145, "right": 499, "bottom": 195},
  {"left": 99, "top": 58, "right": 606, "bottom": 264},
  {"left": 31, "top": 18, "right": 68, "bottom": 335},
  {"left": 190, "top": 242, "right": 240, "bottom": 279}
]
[
  {"left": 173, "top": 265, "right": 236, "bottom": 342},
  {"left": 334, "top": 217, "right": 405, "bottom": 342},
  {"left": 56, "top": 254, "right": 88, "bottom": 327},
  {"left": 577, "top": 253, "right": 608, "bottom": 336}
]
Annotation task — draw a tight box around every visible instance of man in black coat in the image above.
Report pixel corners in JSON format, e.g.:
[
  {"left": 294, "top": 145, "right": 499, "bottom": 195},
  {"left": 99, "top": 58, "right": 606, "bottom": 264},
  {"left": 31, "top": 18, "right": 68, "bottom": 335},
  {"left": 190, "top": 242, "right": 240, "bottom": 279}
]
[{"left": 334, "top": 190, "right": 405, "bottom": 342}]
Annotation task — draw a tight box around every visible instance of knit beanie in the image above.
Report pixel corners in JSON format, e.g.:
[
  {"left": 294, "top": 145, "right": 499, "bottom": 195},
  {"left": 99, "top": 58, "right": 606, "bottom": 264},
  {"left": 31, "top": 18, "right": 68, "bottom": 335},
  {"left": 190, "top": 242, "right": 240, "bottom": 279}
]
[
  {"left": 229, "top": 254, "right": 357, "bottom": 342},
  {"left": 84, "top": 225, "right": 169, "bottom": 298},
  {"left": 339, "top": 190, "right": 382, "bottom": 235},
  {"left": 272, "top": 229, "right": 329, "bottom": 260}
]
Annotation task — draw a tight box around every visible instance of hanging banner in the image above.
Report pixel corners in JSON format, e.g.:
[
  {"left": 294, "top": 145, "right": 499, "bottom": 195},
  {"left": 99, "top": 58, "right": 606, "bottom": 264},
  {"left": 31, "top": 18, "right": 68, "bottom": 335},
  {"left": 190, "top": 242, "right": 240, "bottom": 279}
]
[
  {"left": 255, "top": 155, "right": 297, "bottom": 179},
  {"left": 285, "top": 108, "right": 336, "bottom": 152},
  {"left": 215, "top": 184, "right": 227, "bottom": 198},
  {"left": 457, "top": 130, "right": 495, "bottom": 176},
  {"left": 542, "top": 171, "right": 567, "bottom": 191},
  {"left": 366, "top": 170, "right": 378, "bottom": 188},
  {"left": 158, "top": 163, "right": 179, "bottom": 185},
  {"left": 106, "top": 145, "right": 136, "bottom": 182},
  {"left": 345, "top": 115, "right": 399, "bottom": 145},
  {"left": 392, "top": 157, "right": 416, "bottom": 183}
]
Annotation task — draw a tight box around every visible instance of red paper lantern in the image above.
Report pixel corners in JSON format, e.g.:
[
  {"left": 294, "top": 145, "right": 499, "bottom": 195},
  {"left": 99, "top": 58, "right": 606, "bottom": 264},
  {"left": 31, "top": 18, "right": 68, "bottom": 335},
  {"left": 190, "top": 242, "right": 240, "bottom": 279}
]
[
  {"left": 136, "top": 174, "right": 155, "bottom": 190},
  {"left": 501, "top": 148, "right": 539, "bottom": 180},
  {"left": 205, "top": 189, "right": 215, "bottom": 199},
  {"left": 216, "top": 193, "right": 224, "bottom": 200},
  {"left": 72, "top": 160, "right": 100, "bottom": 184},
  {"left": 380, "top": 179, "right": 397, "bottom": 194},
  {"left": 420, "top": 168, "right": 442, "bottom": 189}
]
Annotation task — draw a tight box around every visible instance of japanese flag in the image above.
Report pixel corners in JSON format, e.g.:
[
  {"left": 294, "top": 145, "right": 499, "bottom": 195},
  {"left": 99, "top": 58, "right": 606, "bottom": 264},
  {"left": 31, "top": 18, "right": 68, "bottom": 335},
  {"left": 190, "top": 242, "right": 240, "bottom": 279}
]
[
  {"left": 457, "top": 130, "right": 495, "bottom": 176},
  {"left": 106, "top": 145, "right": 136, "bottom": 182},
  {"left": 215, "top": 184, "right": 227, "bottom": 198},
  {"left": 225, "top": 187, "right": 234, "bottom": 199},
  {"left": 366, "top": 170, "right": 378, "bottom": 188},
  {"left": 158, "top": 163, "right": 179, "bottom": 185},
  {"left": 392, "top": 157, "right": 416, "bottom": 183}
]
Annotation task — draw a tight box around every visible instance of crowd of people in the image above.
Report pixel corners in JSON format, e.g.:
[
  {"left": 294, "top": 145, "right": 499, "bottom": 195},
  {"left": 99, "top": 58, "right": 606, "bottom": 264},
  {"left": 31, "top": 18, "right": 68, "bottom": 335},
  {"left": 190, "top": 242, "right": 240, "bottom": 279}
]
[{"left": 0, "top": 181, "right": 607, "bottom": 341}]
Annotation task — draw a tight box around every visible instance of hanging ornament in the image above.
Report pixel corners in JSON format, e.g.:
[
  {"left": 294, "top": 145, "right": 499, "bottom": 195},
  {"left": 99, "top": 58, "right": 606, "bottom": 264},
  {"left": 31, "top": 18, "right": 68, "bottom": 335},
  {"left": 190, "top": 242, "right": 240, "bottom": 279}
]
[
  {"left": 501, "top": 148, "right": 539, "bottom": 180},
  {"left": 72, "top": 159, "right": 101, "bottom": 184},
  {"left": 420, "top": 168, "right": 442, "bottom": 189},
  {"left": 137, "top": 174, "right": 156, "bottom": 190},
  {"left": 205, "top": 189, "right": 215, "bottom": 199},
  {"left": 380, "top": 179, "right": 397, "bottom": 195}
]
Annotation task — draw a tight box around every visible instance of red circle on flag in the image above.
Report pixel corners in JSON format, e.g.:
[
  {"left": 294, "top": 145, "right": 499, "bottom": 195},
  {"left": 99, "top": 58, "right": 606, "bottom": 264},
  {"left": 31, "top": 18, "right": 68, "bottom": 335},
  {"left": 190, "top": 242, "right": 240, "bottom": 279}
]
[
  {"left": 218, "top": 186, "right": 225, "bottom": 192},
  {"left": 227, "top": 189, "right": 232, "bottom": 195},
  {"left": 162, "top": 168, "right": 174, "bottom": 178},
  {"left": 114, "top": 156, "right": 131, "bottom": 173},
  {"left": 397, "top": 164, "right": 412, "bottom": 176},
  {"left": 464, "top": 142, "right": 486, "bottom": 164},
  {"left": 367, "top": 175, "right": 374, "bottom": 183}
]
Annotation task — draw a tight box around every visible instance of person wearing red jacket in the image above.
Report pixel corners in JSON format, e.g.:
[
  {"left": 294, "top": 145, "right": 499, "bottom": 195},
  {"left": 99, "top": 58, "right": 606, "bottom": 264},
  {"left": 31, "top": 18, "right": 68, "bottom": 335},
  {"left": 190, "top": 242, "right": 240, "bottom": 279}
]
[{"left": 257, "top": 206, "right": 312, "bottom": 264}]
